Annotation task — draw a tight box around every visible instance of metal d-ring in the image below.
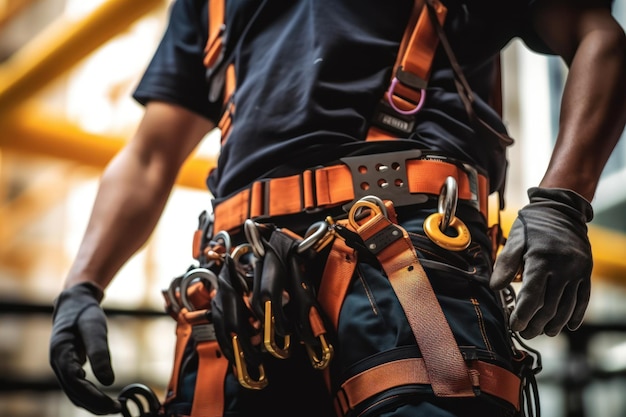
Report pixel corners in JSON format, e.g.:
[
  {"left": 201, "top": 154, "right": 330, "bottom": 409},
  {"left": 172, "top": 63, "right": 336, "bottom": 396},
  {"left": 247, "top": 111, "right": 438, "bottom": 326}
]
[
  {"left": 423, "top": 176, "right": 471, "bottom": 251},
  {"left": 212, "top": 230, "right": 232, "bottom": 253},
  {"left": 438, "top": 176, "right": 458, "bottom": 231},
  {"left": 179, "top": 268, "right": 219, "bottom": 312},
  {"left": 348, "top": 195, "right": 388, "bottom": 230},
  {"left": 387, "top": 77, "right": 426, "bottom": 115}
]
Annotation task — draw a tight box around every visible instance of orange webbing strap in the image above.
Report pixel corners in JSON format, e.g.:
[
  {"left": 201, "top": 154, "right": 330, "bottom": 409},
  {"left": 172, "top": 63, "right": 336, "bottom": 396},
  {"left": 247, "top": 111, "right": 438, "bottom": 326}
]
[
  {"left": 366, "top": 0, "right": 447, "bottom": 141},
  {"left": 334, "top": 358, "right": 521, "bottom": 416},
  {"left": 162, "top": 282, "right": 228, "bottom": 416},
  {"left": 351, "top": 206, "right": 475, "bottom": 398},
  {"left": 316, "top": 226, "right": 358, "bottom": 394},
  {"left": 217, "top": 64, "right": 237, "bottom": 144},
  {"left": 163, "top": 314, "right": 193, "bottom": 407},
  {"left": 212, "top": 158, "right": 488, "bottom": 234},
  {"left": 317, "top": 231, "right": 358, "bottom": 332},
  {"left": 392, "top": 0, "right": 446, "bottom": 107},
  {"left": 203, "top": 0, "right": 226, "bottom": 69},
  {"left": 183, "top": 309, "right": 230, "bottom": 417}
]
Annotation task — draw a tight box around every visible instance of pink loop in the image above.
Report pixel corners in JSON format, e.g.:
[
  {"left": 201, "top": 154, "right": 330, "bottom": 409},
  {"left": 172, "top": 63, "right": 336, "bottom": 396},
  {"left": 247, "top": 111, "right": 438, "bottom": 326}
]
[{"left": 387, "top": 77, "right": 426, "bottom": 115}]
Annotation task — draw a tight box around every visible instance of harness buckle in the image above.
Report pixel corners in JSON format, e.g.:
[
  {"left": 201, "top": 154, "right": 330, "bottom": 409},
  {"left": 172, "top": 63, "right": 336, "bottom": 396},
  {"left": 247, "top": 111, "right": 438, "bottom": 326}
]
[{"left": 339, "top": 149, "right": 428, "bottom": 211}]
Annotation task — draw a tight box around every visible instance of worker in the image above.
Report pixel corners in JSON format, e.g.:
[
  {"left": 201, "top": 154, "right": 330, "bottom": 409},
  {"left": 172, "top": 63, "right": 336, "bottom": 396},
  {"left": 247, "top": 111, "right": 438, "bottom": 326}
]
[{"left": 49, "top": 1, "right": 626, "bottom": 416}]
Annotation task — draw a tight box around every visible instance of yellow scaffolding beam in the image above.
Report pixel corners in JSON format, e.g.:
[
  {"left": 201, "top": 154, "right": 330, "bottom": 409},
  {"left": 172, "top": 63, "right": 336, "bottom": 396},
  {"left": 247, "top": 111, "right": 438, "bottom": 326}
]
[
  {"left": 1, "top": 106, "right": 215, "bottom": 190},
  {"left": 0, "top": 0, "right": 165, "bottom": 118}
]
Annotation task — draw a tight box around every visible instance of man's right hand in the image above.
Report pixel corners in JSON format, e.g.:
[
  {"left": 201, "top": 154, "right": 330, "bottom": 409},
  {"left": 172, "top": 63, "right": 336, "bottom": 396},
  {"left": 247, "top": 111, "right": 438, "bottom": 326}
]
[{"left": 49, "top": 282, "right": 121, "bottom": 415}]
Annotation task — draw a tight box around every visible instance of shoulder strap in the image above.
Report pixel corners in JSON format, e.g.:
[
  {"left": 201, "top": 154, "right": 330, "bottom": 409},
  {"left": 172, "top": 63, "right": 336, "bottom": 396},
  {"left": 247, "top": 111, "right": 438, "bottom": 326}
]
[
  {"left": 367, "top": 0, "right": 447, "bottom": 141},
  {"left": 203, "top": 0, "right": 226, "bottom": 70}
]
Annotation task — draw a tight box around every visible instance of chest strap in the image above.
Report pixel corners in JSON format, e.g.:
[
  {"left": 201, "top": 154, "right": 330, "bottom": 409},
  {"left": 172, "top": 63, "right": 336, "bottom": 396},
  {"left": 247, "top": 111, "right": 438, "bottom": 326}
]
[{"left": 212, "top": 151, "right": 488, "bottom": 235}]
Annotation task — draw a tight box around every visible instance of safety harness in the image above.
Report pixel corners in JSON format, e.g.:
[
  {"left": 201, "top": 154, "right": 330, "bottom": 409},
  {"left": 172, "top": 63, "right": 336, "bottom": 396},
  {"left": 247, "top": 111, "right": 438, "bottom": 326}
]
[{"left": 131, "top": 1, "right": 541, "bottom": 417}]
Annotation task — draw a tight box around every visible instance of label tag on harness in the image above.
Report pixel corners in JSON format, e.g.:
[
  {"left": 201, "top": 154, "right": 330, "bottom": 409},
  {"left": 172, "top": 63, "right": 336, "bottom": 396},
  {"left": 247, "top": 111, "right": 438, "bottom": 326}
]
[{"left": 370, "top": 100, "right": 416, "bottom": 135}]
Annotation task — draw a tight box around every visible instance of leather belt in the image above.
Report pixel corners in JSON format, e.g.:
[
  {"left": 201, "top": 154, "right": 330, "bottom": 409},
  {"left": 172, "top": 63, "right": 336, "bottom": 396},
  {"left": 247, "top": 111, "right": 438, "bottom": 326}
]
[{"left": 212, "top": 150, "right": 489, "bottom": 234}]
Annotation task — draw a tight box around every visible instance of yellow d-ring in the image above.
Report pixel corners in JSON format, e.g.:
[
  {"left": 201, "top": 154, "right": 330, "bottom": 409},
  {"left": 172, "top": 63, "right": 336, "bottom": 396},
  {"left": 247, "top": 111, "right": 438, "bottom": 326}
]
[
  {"left": 423, "top": 212, "right": 471, "bottom": 251},
  {"left": 348, "top": 200, "right": 383, "bottom": 230}
]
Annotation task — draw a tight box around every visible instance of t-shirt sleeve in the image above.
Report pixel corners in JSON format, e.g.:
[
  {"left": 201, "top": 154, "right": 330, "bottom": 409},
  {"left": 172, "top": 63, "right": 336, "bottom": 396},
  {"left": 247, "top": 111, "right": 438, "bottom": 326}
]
[
  {"left": 133, "top": 0, "right": 222, "bottom": 122},
  {"left": 517, "top": 0, "right": 615, "bottom": 55}
]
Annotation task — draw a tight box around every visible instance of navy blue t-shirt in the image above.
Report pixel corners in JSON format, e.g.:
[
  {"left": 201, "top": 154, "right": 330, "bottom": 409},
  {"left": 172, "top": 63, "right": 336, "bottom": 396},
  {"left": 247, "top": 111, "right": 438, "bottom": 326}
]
[{"left": 133, "top": 0, "right": 547, "bottom": 199}]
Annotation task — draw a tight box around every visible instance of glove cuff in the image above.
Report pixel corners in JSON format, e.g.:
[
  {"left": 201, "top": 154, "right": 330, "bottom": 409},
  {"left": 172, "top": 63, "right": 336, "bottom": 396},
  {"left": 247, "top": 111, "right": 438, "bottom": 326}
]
[
  {"left": 527, "top": 187, "right": 594, "bottom": 223},
  {"left": 59, "top": 282, "right": 105, "bottom": 305}
]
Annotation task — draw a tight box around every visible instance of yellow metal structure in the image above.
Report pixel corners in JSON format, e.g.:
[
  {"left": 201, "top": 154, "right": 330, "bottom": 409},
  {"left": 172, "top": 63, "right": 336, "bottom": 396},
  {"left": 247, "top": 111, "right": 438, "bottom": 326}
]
[
  {"left": 0, "top": 0, "right": 166, "bottom": 118},
  {"left": 2, "top": 106, "right": 214, "bottom": 190}
]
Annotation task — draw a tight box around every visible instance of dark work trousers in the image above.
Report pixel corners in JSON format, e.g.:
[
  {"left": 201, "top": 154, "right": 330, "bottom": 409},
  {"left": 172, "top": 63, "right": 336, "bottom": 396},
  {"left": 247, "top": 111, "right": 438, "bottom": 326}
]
[
  {"left": 169, "top": 202, "right": 518, "bottom": 417},
  {"left": 330, "top": 204, "right": 517, "bottom": 417}
]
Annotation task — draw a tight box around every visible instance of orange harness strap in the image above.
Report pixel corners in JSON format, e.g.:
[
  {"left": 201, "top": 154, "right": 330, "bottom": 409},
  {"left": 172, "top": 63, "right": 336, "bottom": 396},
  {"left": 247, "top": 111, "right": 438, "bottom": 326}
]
[
  {"left": 203, "top": 0, "right": 226, "bottom": 69},
  {"left": 184, "top": 309, "right": 230, "bottom": 417},
  {"left": 367, "top": 0, "right": 447, "bottom": 141},
  {"left": 334, "top": 357, "right": 521, "bottom": 416},
  {"left": 162, "top": 282, "right": 229, "bottom": 417},
  {"left": 212, "top": 157, "right": 488, "bottom": 235},
  {"left": 315, "top": 211, "right": 521, "bottom": 415},
  {"left": 350, "top": 202, "right": 475, "bottom": 399}
]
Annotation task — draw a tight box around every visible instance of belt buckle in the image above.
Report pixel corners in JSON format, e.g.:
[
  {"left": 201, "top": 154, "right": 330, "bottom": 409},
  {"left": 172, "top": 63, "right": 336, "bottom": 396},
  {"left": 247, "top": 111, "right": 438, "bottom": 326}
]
[{"left": 339, "top": 149, "right": 429, "bottom": 210}]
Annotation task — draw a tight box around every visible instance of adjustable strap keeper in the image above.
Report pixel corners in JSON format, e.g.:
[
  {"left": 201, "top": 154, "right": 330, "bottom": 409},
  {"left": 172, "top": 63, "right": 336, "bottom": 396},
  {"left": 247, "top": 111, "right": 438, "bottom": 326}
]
[
  {"left": 334, "top": 357, "right": 521, "bottom": 416},
  {"left": 212, "top": 150, "right": 489, "bottom": 234}
]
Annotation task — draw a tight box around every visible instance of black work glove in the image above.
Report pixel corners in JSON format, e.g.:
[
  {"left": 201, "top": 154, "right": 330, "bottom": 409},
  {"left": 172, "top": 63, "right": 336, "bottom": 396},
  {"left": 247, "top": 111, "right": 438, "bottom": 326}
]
[
  {"left": 490, "top": 187, "right": 594, "bottom": 339},
  {"left": 49, "top": 282, "right": 121, "bottom": 415}
]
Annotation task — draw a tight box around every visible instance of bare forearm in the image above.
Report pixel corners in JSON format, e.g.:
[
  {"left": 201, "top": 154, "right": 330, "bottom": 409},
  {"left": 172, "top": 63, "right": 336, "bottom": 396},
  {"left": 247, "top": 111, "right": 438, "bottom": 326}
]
[
  {"left": 63, "top": 101, "right": 215, "bottom": 291},
  {"left": 539, "top": 11, "right": 626, "bottom": 200},
  {"left": 64, "top": 146, "right": 178, "bottom": 290}
]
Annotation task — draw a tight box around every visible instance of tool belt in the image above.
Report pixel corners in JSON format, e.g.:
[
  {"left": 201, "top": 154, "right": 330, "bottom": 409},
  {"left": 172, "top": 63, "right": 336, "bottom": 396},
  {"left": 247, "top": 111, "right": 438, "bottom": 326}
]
[{"left": 211, "top": 149, "right": 490, "bottom": 237}]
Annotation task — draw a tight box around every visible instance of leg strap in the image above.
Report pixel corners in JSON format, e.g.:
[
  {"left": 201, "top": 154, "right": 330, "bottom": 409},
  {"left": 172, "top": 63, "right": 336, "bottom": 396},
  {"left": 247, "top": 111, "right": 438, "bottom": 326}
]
[
  {"left": 349, "top": 199, "right": 475, "bottom": 398},
  {"left": 334, "top": 357, "right": 521, "bottom": 416}
]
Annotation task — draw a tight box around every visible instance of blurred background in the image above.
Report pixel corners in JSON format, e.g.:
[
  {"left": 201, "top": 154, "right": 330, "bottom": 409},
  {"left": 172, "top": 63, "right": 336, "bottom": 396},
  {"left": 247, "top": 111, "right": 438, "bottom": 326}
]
[{"left": 0, "top": 1, "right": 625, "bottom": 416}]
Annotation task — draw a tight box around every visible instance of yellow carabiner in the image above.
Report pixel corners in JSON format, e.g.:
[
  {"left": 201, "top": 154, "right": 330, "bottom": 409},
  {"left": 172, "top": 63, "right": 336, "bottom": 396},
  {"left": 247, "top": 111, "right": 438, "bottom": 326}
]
[
  {"left": 263, "top": 300, "right": 291, "bottom": 359},
  {"left": 305, "top": 334, "right": 334, "bottom": 370},
  {"left": 232, "top": 335, "right": 268, "bottom": 390},
  {"left": 423, "top": 212, "right": 471, "bottom": 251}
]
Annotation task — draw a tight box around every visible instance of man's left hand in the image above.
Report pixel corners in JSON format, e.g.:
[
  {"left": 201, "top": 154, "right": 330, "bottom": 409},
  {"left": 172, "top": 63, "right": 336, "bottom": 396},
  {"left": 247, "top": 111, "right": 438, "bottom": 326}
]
[{"left": 490, "top": 187, "right": 594, "bottom": 339}]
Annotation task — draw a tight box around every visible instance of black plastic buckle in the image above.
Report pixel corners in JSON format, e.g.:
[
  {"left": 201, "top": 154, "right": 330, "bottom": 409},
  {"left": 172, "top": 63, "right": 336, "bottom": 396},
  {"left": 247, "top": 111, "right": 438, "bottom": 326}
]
[{"left": 339, "top": 149, "right": 429, "bottom": 210}]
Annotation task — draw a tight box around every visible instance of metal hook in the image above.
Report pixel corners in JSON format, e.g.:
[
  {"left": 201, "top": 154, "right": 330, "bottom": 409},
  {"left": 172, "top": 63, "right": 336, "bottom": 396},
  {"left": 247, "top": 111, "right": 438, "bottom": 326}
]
[
  {"left": 297, "top": 220, "right": 330, "bottom": 253},
  {"left": 305, "top": 334, "right": 334, "bottom": 370},
  {"left": 263, "top": 300, "right": 291, "bottom": 359},
  {"left": 232, "top": 335, "right": 268, "bottom": 390}
]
